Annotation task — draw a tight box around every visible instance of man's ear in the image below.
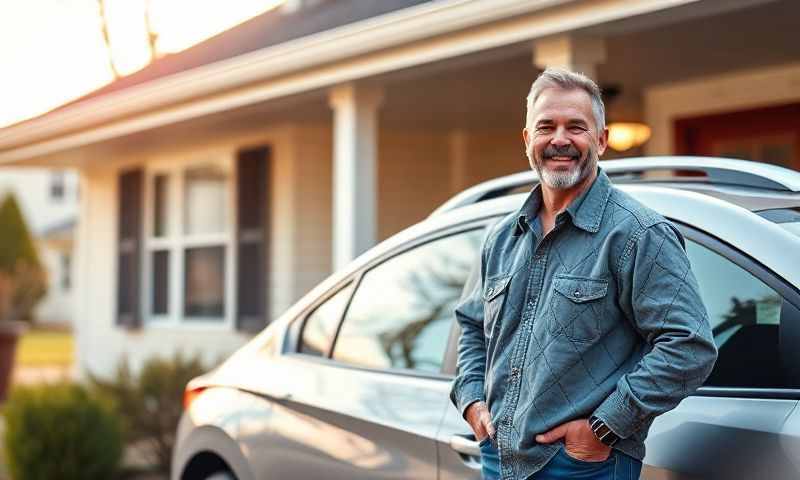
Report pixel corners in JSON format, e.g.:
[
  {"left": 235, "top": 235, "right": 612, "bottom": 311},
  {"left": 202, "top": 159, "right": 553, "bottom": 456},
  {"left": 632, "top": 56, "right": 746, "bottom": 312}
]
[
  {"left": 523, "top": 128, "right": 530, "bottom": 147},
  {"left": 597, "top": 127, "right": 609, "bottom": 156}
]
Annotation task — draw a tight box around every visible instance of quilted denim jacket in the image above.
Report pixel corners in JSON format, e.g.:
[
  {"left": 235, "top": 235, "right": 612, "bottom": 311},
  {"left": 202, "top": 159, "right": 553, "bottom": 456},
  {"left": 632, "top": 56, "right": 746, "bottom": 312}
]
[{"left": 449, "top": 166, "right": 718, "bottom": 480}]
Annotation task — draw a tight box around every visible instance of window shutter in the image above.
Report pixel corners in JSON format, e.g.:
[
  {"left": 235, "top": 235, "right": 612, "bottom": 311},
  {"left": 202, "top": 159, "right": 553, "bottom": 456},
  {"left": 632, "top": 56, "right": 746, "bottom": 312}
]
[
  {"left": 116, "top": 169, "right": 143, "bottom": 328},
  {"left": 236, "top": 147, "right": 270, "bottom": 333}
]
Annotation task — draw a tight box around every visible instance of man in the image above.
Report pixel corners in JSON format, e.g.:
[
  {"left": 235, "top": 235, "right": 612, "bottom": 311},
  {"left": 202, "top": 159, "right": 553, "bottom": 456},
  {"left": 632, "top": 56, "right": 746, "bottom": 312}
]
[{"left": 449, "top": 68, "right": 718, "bottom": 480}]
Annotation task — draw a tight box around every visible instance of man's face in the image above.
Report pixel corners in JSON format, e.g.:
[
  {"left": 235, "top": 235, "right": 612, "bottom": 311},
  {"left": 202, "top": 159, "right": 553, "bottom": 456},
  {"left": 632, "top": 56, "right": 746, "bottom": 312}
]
[{"left": 523, "top": 87, "right": 608, "bottom": 190}]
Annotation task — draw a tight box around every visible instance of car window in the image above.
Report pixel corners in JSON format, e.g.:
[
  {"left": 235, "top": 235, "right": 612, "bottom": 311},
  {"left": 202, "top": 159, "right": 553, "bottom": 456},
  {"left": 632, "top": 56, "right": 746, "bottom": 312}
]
[
  {"left": 685, "top": 239, "right": 789, "bottom": 388},
  {"left": 332, "top": 228, "right": 485, "bottom": 374},
  {"left": 299, "top": 283, "right": 354, "bottom": 357}
]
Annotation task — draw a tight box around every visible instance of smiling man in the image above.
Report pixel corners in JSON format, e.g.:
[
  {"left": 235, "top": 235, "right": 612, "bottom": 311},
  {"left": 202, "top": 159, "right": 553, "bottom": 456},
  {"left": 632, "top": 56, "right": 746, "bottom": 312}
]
[{"left": 449, "top": 68, "right": 718, "bottom": 480}]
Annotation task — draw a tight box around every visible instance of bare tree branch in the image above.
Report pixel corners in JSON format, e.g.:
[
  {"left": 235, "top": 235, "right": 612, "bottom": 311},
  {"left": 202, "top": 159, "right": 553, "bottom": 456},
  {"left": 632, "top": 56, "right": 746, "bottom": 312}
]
[{"left": 97, "top": 0, "right": 119, "bottom": 79}]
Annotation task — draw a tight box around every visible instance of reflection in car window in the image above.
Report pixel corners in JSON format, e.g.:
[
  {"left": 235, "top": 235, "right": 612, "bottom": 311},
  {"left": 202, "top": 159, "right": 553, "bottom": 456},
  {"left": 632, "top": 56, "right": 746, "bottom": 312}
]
[
  {"left": 299, "top": 283, "right": 354, "bottom": 357},
  {"left": 332, "top": 229, "right": 484, "bottom": 374},
  {"left": 685, "top": 240, "right": 787, "bottom": 388}
]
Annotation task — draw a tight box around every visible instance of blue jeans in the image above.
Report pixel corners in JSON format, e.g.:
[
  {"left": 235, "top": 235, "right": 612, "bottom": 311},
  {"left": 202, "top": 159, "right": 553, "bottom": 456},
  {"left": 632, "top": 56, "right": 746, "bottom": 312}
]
[{"left": 479, "top": 439, "right": 642, "bottom": 480}]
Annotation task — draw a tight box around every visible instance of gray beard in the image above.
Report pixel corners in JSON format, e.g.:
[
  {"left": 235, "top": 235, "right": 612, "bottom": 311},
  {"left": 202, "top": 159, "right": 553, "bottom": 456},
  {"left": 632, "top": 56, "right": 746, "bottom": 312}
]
[{"left": 528, "top": 144, "right": 596, "bottom": 190}]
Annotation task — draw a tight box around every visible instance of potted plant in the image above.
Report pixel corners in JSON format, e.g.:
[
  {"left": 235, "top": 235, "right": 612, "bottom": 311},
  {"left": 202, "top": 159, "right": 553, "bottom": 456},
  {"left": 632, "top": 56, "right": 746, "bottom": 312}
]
[{"left": 0, "top": 194, "right": 47, "bottom": 401}]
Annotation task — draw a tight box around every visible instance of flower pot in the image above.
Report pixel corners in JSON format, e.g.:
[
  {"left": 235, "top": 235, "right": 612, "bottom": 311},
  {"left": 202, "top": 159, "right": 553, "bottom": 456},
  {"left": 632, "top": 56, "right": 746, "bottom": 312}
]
[{"left": 0, "top": 321, "right": 27, "bottom": 402}]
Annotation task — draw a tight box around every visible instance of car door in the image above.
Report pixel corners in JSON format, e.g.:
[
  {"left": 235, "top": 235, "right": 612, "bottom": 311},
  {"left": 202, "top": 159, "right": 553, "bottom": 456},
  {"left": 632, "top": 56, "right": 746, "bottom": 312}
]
[
  {"left": 437, "top": 221, "right": 800, "bottom": 480},
  {"left": 253, "top": 224, "right": 486, "bottom": 479},
  {"left": 641, "top": 224, "right": 800, "bottom": 479}
]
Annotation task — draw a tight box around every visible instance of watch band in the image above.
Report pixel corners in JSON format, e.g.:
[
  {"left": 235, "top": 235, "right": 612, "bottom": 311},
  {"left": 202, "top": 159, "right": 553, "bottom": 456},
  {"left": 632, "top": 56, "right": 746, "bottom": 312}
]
[{"left": 589, "top": 416, "right": 620, "bottom": 447}]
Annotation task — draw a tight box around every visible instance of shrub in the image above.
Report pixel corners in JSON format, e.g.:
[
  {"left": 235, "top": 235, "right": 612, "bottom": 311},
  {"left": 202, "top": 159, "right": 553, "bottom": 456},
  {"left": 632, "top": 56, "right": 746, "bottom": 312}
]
[
  {"left": 91, "top": 352, "right": 209, "bottom": 473},
  {"left": 3, "top": 383, "right": 123, "bottom": 480},
  {"left": 0, "top": 193, "right": 47, "bottom": 323}
]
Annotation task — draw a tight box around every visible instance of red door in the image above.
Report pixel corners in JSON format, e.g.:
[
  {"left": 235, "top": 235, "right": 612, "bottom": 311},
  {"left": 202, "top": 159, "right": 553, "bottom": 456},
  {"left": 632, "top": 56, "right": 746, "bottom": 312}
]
[{"left": 674, "top": 103, "right": 800, "bottom": 171}]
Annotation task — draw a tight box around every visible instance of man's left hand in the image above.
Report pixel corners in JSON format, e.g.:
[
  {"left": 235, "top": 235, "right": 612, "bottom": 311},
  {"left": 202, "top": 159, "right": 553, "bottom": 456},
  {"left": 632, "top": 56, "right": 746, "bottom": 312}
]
[{"left": 535, "top": 418, "right": 611, "bottom": 462}]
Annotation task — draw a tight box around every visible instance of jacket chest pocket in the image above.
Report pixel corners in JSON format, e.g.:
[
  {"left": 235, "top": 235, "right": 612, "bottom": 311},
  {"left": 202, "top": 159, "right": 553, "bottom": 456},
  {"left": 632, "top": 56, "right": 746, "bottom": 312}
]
[
  {"left": 483, "top": 275, "right": 512, "bottom": 340},
  {"left": 548, "top": 274, "right": 609, "bottom": 343}
]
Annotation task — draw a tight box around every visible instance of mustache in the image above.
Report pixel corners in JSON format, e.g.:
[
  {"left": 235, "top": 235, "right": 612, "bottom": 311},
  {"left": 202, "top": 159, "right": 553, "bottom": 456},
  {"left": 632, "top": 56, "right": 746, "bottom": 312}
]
[{"left": 542, "top": 144, "right": 581, "bottom": 160}]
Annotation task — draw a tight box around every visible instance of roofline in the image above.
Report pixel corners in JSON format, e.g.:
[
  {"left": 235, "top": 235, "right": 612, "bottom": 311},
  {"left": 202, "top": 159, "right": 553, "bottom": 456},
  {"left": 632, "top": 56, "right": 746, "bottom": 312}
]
[{"left": 0, "top": 0, "right": 706, "bottom": 165}]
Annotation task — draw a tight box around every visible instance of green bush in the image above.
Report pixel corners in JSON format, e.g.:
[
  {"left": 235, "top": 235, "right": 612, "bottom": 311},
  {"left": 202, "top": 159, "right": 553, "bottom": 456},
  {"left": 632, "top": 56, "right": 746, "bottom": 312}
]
[
  {"left": 3, "top": 383, "right": 123, "bottom": 480},
  {"left": 0, "top": 193, "right": 47, "bottom": 323},
  {"left": 91, "top": 352, "right": 209, "bottom": 474}
]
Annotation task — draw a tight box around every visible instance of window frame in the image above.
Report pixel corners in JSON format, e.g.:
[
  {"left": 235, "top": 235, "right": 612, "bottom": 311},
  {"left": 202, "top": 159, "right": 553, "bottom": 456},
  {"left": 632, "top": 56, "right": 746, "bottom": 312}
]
[
  {"left": 286, "top": 217, "right": 494, "bottom": 381},
  {"left": 140, "top": 156, "right": 237, "bottom": 330},
  {"left": 295, "top": 280, "right": 356, "bottom": 358}
]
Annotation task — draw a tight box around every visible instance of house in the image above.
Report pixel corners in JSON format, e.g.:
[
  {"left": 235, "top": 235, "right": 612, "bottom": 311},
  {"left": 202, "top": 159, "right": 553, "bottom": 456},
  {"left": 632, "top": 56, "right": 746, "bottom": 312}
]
[
  {"left": 0, "top": 0, "right": 797, "bottom": 378},
  {"left": 0, "top": 169, "right": 78, "bottom": 326}
]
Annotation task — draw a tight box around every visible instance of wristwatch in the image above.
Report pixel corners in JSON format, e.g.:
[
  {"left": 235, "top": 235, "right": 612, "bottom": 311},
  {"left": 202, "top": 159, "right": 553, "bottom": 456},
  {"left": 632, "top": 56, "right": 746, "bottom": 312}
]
[{"left": 589, "top": 416, "right": 620, "bottom": 447}]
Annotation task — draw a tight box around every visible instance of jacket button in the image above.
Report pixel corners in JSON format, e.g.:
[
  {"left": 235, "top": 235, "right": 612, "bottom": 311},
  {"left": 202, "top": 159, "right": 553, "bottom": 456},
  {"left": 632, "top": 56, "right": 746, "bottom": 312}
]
[{"left": 574, "top": 290, "right": 582, "bottom": 298}]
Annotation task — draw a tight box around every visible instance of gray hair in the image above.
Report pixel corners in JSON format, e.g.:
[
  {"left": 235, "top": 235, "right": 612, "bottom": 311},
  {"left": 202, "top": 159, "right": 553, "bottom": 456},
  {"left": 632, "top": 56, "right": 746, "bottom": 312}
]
[{"left": 525, "top": 67, "right": 605, "bottom": 132}]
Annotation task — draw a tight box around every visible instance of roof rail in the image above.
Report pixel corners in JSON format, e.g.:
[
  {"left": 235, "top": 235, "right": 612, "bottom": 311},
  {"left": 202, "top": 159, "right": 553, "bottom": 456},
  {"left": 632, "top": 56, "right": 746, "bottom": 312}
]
[{"left": 430, "top": 156, "right": 800, "bottom": 217}]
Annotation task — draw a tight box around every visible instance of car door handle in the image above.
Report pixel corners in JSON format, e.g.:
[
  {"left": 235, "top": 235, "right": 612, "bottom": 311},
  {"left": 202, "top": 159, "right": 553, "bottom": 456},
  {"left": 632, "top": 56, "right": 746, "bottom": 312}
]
[{"left": 450, "top": 434, "right": 481, "bottom": 457}]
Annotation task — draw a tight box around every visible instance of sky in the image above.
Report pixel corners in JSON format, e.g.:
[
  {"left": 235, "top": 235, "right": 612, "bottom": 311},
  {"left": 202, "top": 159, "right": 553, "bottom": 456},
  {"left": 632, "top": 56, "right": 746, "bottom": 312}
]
[{"left": 0, "top": 0, "right": 286, "bottom": 128}]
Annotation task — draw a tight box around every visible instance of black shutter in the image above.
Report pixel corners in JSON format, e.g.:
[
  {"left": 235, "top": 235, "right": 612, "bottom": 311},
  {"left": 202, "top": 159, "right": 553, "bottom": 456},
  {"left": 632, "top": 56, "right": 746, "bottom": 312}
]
[
  {"left": 236, "top": 147, "right": 270, "bottom": 333},
  {"left": 117, "top": 169, "right": 143, "bottom": 328}
]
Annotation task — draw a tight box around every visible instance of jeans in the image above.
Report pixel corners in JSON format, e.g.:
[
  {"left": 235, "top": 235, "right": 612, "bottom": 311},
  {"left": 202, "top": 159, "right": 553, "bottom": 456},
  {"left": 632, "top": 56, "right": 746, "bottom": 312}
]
[
  {"left": 479, "top": 439, "right": 642, "bottom": 480},
  {"left": 479, "top": 437, "right": 501, "bottom": 480}
]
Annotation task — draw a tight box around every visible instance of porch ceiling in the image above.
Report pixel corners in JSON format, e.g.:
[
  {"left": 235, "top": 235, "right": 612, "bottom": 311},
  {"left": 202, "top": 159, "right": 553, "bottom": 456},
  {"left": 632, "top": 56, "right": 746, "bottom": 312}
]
[{"left": 377, "top": 0, "right": 800, "bottom": 130}]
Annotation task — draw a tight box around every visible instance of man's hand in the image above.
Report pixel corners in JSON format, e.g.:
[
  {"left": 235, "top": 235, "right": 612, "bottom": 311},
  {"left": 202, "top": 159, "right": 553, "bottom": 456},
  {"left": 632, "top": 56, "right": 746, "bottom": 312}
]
[
  {"left": 465, "top": 401, "right": 496, "bottom": 442},
  {"left": 535, "top": 419, "right": 611, "bottom": 462}
]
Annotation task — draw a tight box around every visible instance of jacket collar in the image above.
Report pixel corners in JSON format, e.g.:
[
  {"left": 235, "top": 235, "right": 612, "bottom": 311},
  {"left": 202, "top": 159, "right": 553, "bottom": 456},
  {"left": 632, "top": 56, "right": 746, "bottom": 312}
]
[{"left": 513, "top": 165, "right": 612, "bottom": 236}]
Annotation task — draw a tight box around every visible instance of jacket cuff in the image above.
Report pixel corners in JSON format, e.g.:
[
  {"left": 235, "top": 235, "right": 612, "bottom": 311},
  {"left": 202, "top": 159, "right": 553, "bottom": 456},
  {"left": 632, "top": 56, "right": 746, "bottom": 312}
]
[
  {"left": 452, "top": 378, "right": 485, "bottom": 420},
  {"left": 590, "top": 388, "right": 642, "bottom": 440}
]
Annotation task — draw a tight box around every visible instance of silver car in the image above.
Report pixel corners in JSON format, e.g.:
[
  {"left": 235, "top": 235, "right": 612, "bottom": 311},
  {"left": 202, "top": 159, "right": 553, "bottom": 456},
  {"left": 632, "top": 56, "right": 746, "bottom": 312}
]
[{"left": 172, "top": 157, "right": 800, "bottom": 480}]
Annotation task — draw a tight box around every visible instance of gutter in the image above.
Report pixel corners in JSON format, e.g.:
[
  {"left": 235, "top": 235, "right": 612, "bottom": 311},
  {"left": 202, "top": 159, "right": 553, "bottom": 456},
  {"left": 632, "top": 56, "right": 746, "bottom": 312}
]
[{"left": 0, "top": 0, "right": 702, "bottom": 163}]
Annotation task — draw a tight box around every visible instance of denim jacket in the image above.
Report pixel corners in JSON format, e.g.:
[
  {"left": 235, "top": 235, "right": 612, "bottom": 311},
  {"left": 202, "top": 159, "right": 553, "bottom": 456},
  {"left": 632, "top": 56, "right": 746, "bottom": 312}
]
[{"left": 449, "top": 166, "right": 718, "bottom": 480}]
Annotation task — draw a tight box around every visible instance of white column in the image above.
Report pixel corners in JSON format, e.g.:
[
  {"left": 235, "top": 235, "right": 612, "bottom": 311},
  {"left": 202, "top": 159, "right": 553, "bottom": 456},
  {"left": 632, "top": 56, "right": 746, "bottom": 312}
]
[
  {"left": 329, "top": 83, "right": 384, "bottom": 271},
  {"left": 533, "top": 35, "right": 606, "bottom": 80}
]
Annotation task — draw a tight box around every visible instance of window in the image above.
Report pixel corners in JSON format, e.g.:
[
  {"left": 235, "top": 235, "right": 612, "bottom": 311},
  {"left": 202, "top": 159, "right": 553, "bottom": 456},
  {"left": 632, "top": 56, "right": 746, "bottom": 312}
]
[
  {"left": 144, "top": 159, "right": 233, "bottom": 325},
  {"left": 332, "top": 228, "right": 484, "bottom": 374},
  {"left": 60, "top": 253, "right": 72, "bottom": 291},
  {"left": 685, "top": 238, "right": 788, "bottom": 388},
  {"left": 299, "top": 283, "right": 355, "bottom": 357},
  {"left": 50, "top": 171, "right": 66, "bottom": 201}
]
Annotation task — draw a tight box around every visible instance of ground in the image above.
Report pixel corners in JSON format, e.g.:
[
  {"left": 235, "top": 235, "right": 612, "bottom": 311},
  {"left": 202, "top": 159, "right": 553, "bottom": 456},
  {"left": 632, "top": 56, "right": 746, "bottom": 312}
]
[{"left": 12, "top": 327, "right": 75, "bottom": 384}]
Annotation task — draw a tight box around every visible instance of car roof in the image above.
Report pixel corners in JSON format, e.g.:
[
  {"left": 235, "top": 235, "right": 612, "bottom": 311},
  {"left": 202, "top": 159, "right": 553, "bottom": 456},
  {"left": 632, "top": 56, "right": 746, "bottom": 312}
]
[
  {"left": 426, "top": 184, "right": 800, "bottom": 287},
  {"left": 432, "top": 157, "right": 800, "bottom": 217}
]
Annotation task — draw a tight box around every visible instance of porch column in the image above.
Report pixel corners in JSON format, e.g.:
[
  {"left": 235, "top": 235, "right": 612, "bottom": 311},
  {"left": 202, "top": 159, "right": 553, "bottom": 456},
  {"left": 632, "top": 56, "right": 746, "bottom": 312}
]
[
  {"left": 328, "top": 83, "right": 384, "bottom": 271},
  {"left": 532, "top": 35, "right": 606, "bottom": 80}
]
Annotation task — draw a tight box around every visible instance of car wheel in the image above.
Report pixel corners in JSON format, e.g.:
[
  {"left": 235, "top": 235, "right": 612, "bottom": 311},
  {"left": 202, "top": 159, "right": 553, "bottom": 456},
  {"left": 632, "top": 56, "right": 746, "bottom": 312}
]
[{"left": 203, "top": 472, "right": 236, "bottom": 480}]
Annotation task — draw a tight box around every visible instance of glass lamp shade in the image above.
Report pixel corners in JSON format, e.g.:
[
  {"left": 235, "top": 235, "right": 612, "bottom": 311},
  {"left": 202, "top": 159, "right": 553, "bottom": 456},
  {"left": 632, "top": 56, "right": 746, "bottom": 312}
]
[{"left": 608, "top": 122, "right": 652, "bottom": 151}]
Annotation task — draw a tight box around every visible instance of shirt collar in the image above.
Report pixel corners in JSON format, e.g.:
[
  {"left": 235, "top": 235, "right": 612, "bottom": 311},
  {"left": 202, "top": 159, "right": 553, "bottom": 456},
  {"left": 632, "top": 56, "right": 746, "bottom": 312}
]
[{"left": 513, "top": 165, "right": 612, "bottom": 236}]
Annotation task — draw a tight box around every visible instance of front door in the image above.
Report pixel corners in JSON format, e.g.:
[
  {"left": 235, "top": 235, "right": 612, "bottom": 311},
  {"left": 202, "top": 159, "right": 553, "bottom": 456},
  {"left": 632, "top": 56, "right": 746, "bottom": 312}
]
[{"left": 675, "top": 103, "right": 800, "bottom": 170}]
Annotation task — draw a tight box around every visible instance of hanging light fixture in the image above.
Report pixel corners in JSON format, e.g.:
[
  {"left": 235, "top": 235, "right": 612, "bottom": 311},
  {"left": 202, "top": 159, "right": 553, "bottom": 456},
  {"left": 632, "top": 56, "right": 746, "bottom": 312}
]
[{"left": 607, "top": 122, "right": 651, "bottom": 152}]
